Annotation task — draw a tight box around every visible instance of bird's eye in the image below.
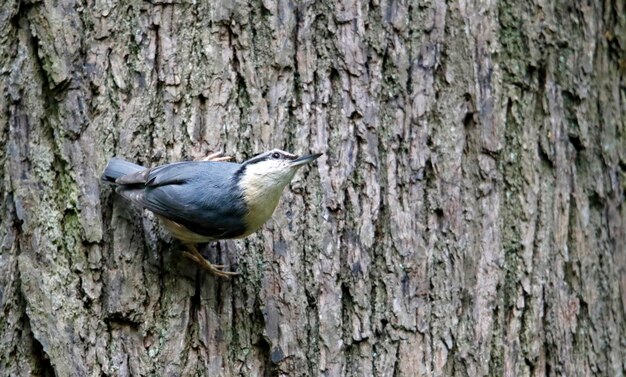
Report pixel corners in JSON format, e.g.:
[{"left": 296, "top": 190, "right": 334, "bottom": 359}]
[{"left": 272, "top": 152, "right": 281, "bottom": 159}]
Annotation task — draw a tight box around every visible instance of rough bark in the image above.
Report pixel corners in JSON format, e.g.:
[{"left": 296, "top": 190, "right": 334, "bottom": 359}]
[{"left": 0, "top": 0, "right": 624, "bottom": 376}]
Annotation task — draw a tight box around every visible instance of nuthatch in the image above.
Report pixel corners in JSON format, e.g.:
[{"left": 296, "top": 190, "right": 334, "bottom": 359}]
[{"left": 102, "top": 149, "right": 322, "bottom": 277}]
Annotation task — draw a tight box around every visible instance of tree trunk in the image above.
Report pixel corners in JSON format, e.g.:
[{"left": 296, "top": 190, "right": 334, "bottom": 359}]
[{"left": 1, "top": 0, "right": 624, "bottom": 376}]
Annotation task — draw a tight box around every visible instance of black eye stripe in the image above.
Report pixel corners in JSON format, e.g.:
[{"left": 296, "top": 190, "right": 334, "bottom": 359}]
[
  {"left": 243, "top": 150, "right": 297, "bottom": 166},
  {"left": 246, "top": 156, "right": 269, "bottom": 165}
]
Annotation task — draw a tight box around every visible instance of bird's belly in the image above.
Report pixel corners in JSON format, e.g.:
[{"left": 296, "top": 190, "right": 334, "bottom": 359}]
[
  {"left": 158, "top": 188, "right": 282, "bottom": 242},
  {"left": 159, "top": 217, "right": 214, "bottom": 244},
  {"left": 240, "top": 200, "right": 280, "bottom": 237}
]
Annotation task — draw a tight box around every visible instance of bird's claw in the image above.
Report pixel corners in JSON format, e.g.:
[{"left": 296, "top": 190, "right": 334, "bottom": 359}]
[
  {"left": 183, "top": 250, "right": 240, "bottom": 278},
  {"left": 201, "top": 151, "right": 233, "bottom": 162}
]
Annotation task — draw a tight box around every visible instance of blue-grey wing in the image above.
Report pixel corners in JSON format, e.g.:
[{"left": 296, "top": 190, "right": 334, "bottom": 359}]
[
  {"left": 145, "top": 161, "right": 203, "bottom": 186},
  {"left": 117, "top": 161, "right": 248, "bottom": 239}
]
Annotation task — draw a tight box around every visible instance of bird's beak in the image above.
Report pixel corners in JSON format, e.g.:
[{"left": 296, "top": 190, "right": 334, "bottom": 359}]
[{"left": 291, "top": 153, "right": 323, "bottom": 167}]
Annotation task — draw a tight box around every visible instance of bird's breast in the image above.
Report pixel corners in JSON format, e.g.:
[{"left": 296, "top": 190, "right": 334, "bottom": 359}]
[{"left": 239, "top": 179, "right": 285, "bottom": 237}]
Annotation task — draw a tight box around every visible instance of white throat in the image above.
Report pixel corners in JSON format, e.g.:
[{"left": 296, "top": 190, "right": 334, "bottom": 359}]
[{"left": 237, "top": 162, "right": 297, "bottom": 236}]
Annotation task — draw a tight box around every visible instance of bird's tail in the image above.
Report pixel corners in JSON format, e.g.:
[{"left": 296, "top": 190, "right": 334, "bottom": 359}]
[{"left": 102, "top": 158, "right": 145, "bottom": 183}]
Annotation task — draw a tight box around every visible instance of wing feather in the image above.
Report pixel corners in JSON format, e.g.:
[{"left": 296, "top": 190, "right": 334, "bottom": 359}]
[{"left": 115, "top": 161, "right": 248, "bottom": 239}]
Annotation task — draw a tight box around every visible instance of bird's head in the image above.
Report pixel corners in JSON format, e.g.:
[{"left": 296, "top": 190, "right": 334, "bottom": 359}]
[
  {"left": 233, "top": 149, "right": 322, "bottom": 235},
  {"left": 238, "top": 149, "right": 322, "bottom": 189}
]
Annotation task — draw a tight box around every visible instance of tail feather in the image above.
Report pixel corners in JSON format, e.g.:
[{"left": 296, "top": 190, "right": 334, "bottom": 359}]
[{"left": 102, "top": 158, "right": 146, "bottom": 183}]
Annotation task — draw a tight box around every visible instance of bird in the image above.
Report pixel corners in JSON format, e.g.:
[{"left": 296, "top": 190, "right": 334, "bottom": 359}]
[{"left": 101, "top": 149, "right": 322, "bottom": 277}]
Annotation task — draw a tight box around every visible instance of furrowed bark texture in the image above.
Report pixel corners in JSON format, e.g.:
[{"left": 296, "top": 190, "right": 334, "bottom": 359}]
[{"left": 0, "top": 0, "right": 624, "bottom": 376}]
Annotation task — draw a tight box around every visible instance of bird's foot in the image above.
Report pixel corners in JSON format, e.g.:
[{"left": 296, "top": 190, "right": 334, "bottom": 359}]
[
  {"left": 201, "top": 151, "right": 233, "bottom": 162},
  {"left": 183, "top": 244, "right": 239, "bottom": 278}
]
